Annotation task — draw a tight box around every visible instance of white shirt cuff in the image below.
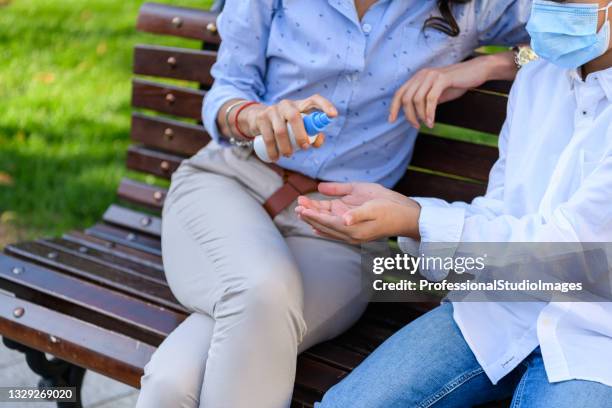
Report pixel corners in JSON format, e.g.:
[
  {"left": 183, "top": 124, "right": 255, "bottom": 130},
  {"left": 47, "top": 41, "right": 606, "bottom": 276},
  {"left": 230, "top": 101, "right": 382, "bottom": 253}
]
[{"left": 398, "top": 205, "right": 466, "bottom": 281}]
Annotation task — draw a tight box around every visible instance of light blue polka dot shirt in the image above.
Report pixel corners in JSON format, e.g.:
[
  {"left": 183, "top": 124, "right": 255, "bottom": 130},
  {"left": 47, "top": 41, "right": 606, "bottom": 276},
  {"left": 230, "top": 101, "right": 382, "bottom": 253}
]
[{"left": 203, "top": 0, "right": 531, "bottom": 188}]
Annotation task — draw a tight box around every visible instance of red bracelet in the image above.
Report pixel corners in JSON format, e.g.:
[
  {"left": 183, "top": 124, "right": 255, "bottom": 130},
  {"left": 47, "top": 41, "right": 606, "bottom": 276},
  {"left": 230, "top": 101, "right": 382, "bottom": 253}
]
[{"left": 233, "top": 101, "right": 260, "bottom": 140}]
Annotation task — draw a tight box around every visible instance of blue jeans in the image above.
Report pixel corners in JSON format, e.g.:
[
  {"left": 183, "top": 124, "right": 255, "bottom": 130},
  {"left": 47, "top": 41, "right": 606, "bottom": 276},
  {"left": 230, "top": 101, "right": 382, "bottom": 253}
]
[{"left": 317, "top": 303, "right": 612, "bottom": 408}]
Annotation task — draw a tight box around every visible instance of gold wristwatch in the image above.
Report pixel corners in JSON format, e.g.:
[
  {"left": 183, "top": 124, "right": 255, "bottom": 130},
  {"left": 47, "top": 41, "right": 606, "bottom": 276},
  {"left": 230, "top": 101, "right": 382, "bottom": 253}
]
[{"left": 512, "top": 45, "right": 539, "bottom": 69}]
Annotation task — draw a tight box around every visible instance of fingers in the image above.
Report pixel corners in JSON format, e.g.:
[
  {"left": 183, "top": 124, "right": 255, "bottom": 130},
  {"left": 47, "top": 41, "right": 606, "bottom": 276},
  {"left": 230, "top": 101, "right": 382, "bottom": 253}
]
[
  {"left": 256, "top": 115, "right": 279, "bottom": 162},
  {"left": 391, "top": 68, "right": 450, "bottom": 129},
  {"left": 299, "top": 94, "right": 338, "bottom": 118},
  {"left": 413, "top": 74, "right": 437, "bottom": 129},
  {"left": 389, "top": 82, "right": 410, "bottom": 123},
  {"left": 317, "top": 182, "right": 354, "bottom": 197},
  {"left": 424, "top": 80, "right": 447, "bottom": 129},
  {"left": 300, "top": 209, "right": 373, "bottom": 244},
  {"left": 310, "top": 222, "right": 351, "bottom": 242},
  {"left": 401, "top": 78, "right": 422, "bottom": 129},
  {"left": 343, "top": 202, "right": 377, "bottom": 226},
  {"left": 299, "top": 211, "right": 353, "bottom": 242},
  {"left": 269, "top": 107, "right": 292, "bottom": 157},
  {"left": 301, "top": 208, "right": 346, "bottom": 230},
  {"left": 279, "top": 100, "right": 310, "bottom": 150},
  {"left": 296, "top": 195, "right": 332, "bottom": 212},
  {"left": 313, "top": 133, "right": 325, "bottom": 148}
]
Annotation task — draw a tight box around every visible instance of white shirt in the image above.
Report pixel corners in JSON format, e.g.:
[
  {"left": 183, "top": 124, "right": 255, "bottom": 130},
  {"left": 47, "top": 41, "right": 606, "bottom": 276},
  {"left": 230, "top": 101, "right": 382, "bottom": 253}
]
[{"left": 400, "top": 59, "right": 612, "bottom": 386}]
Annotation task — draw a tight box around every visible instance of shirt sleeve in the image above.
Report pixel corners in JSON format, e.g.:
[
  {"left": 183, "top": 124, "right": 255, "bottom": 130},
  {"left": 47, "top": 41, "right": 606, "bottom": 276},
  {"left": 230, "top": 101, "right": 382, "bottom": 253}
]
[
  {"left": 203, "top": 0, "right": 276, "bottom": 144},
  {"left": 475, "top": 0, "right": 531, "bottom": 46}
]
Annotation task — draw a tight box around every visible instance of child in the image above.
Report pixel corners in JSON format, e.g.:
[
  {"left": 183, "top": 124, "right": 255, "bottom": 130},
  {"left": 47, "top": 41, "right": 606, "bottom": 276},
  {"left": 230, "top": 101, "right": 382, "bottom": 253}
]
[{"left": 299, "top": 1, "right": 612, "bottom": 406}]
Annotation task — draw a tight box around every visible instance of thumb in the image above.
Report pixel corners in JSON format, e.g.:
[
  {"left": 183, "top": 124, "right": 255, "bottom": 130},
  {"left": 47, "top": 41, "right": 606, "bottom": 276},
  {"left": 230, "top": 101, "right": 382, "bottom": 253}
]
[
  {"left": 313, "top": 133, "right": 325, "bottom": 148},
  {"left": 318, "top": 182, "right": 354, "bottom": 197},
  {"left": 344, "top": 203, "right": 376, "bottom": 226}
]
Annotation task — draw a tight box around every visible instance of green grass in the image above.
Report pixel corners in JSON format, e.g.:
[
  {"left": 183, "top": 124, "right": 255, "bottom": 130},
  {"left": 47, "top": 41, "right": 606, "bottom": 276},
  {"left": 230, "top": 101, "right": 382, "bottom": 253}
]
[{"left": 0, "top": 0, "right": 212, "bottom": 241}]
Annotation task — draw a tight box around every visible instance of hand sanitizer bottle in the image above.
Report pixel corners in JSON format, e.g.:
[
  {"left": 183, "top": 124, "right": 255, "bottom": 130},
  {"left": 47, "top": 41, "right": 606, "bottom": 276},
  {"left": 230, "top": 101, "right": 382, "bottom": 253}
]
[{"left": 253, "top": 111, "right": 333, "bottom": 163}]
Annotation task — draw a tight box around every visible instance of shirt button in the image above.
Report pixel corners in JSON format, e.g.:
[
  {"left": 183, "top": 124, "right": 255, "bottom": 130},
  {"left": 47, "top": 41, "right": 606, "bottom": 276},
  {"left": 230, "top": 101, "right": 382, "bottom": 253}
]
[{"left": 362, "top": 23, "right": 372, "bottom": 34}]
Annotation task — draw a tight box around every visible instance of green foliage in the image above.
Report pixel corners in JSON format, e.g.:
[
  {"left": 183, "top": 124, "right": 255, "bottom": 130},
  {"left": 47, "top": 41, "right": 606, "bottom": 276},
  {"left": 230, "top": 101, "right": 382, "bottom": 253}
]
[{"left": 0, "top": 0, "right": 212, "bottom": 239}]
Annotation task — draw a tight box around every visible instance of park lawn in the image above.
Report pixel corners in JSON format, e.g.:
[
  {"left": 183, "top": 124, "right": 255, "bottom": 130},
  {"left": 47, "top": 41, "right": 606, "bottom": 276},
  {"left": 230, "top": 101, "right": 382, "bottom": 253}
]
[{"left": 0, "top": 0, "right": 213, "bottom": 243}]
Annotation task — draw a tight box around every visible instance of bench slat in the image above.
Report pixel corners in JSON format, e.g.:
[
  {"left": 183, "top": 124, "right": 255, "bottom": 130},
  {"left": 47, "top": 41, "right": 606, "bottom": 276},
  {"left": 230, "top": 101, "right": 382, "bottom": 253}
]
[
  {"left": 291, "top": 387, "right": 321, "bottom": 408},
  {"left": 303, "top": 343, "right": 367, "bottom": 372},
  {"left": 436, "top": 89, "right": 507, "bottom": 135},
  {"left": 132, "top": 79, "right": 205, "bottom": 120},
  {"left": 117, "top": 178, "right": 167, "bottom": 211},
  {"left": 137, "top": 2, "right": 221, "bottom": 43},
  {"left": 394, "top": 170, "right": 486, "bottom": 203},
  {"left": 5, "top": 241, "right": 184, "bottom": 313},
  {"left": 294, "top": 356, "right": 347, "bottom": 395},
  {"left": 86, "top": 224, "right": 162, "bottom": 256},
  {"left": 0, "top": 254, "right": 184, "bottom": 345},
  {"left": 103, "top": 204, "right": 162, "bottom": 238},
  {"left": 127, "top": 145, "right": 184, "bottom": 179},
  {"left": 131, "top": 113, "right": 209, "bottom": 157},
  {"left": 412, "top": 134, "right": 498, "bottom": 183},
  {"left": 0, "top": 291, "right": 154, "bottom": 388},
  {"left": 479, "top": 80, "right": 512, "bottom": 94},
  {"left": 44, "top": 238, "right": 166, "bottom": 285},
  {"left": 134, "top": 45, "right": 217, "bottom": 86},
  {"left": 63, "top": 230, "right": 163, "bottom": 269}
]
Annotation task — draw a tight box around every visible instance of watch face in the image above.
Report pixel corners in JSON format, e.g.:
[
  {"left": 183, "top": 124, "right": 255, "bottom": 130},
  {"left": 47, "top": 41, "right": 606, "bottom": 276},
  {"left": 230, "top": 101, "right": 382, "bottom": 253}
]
[{"left": 518, "top": 47, "right": 539, "bottom": 66}]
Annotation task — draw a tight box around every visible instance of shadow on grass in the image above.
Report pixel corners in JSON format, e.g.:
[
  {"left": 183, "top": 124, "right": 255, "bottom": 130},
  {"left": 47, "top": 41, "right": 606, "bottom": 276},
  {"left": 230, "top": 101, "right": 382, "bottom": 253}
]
[{"left": 0, "top": 117, "right": 130, "bottom": 239}]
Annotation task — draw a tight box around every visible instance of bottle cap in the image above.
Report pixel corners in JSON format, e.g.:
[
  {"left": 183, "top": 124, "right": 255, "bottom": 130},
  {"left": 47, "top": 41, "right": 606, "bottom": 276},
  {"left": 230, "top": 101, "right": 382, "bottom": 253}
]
[{"left": 303, "top": 111, "right": 332, "bottom": 135}]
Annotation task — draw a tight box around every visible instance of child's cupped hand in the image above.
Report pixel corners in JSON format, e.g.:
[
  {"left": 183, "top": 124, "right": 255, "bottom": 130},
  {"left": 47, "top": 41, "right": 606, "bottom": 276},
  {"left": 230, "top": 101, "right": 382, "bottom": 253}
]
[{"left": 295, "top": 182, "right": 422, "bottom": 244}]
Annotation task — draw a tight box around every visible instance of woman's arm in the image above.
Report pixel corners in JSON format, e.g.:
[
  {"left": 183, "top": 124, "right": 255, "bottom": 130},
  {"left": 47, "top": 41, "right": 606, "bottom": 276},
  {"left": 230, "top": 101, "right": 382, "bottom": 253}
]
[
  {"left": 203, "top": 0, "right": 274, "bottom": 143},
  {"left": 389, "top": 0, "right": 532, "bottom": 129},
  {"left": 203, "top": 0, "right": 336, "bottom": 161}
]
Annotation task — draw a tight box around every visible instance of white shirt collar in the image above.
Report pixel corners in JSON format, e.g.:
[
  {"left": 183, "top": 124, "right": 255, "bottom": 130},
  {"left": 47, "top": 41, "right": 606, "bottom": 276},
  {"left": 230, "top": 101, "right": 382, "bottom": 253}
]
[
  {"left": 566, "top": 66, "right": 612, "bottom": 102},
  {"left": 596, "top": 66, "right": 612, "bottom": 102}
]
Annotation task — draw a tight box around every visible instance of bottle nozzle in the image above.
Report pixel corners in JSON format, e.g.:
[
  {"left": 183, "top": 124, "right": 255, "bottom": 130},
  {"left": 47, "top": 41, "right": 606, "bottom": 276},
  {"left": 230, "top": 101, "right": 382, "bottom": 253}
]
[{"left": 304, "top": 111, "right": 333, "bottom": 135}]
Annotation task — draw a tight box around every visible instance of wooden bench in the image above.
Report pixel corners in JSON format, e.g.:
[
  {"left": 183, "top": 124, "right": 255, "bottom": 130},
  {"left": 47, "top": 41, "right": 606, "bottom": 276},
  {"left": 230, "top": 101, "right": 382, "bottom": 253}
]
[{"left": 0, "top": 3, "right": 511, "bottom": 407}]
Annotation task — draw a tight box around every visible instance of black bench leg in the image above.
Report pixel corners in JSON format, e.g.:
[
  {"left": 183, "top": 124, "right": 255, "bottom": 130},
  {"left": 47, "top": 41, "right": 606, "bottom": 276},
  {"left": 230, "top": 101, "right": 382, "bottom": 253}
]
[{"left": 2, "top": 337, "right": 86, "bottom": 408}]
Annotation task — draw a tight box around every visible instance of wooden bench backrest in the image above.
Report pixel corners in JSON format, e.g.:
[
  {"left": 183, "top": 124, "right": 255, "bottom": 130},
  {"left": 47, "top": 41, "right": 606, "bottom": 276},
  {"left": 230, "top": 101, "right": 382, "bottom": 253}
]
[{"left": 121, "top": 2, "right": 509, "bottom": 212}]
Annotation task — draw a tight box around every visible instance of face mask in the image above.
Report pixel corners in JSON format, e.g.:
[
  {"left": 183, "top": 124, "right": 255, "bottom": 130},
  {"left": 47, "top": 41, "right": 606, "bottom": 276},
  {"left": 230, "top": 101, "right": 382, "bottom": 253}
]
[{"left": 527, "top": 1, "right": 611, "bottom": 69}]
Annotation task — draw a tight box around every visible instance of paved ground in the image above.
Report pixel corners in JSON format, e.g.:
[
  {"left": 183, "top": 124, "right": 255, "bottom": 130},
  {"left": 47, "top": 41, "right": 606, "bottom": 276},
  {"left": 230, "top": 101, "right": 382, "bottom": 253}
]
[{"left": 0, "top": 341, "right": 138, "bottom": 407}]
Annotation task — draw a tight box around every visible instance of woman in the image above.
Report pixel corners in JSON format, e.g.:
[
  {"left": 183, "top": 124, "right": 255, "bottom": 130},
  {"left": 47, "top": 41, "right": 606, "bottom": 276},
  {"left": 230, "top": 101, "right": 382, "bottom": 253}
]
[
  {"left": 298, "top": 1, "right": 612, "bottom": 406},
  {"left": 136, "top": 1, "right": 532, "bottom": 407}
]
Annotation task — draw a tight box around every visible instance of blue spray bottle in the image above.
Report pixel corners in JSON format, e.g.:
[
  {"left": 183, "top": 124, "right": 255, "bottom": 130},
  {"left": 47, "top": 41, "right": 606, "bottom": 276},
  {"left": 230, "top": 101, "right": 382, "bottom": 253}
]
[{"left": 253, "top": 111, "right": 333, "bottom": 163}]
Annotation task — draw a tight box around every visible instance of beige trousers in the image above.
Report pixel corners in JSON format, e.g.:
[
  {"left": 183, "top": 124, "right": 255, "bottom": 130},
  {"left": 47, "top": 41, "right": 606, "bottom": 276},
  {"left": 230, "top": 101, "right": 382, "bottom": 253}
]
[{"left": 136, "top": 143, "right": 370, "bottom": 408}]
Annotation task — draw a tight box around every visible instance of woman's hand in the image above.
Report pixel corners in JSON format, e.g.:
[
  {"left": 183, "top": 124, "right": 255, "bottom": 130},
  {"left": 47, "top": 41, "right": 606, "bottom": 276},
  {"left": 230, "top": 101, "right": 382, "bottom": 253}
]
[
  {"left": 239, "top": 95, "right": 338, "bottom": 162},
  {"left": 389, "top": 51, "right": 517, "bottom": 129},
  {"left": 295, "top": 182, "right": 421, "bottom": 244}
]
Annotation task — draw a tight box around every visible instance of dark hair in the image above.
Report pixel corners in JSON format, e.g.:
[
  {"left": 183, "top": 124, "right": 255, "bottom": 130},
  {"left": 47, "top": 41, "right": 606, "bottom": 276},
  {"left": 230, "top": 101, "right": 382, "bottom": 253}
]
[{"left": 425, "top": 0, "right": 473, "bottom": 37}]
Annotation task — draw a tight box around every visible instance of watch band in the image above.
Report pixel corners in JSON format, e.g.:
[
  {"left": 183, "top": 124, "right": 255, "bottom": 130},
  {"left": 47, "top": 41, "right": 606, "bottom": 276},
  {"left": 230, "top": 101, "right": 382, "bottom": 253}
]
[{"left": 513, "top": 45, "right": 539, "bottom": 70}]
